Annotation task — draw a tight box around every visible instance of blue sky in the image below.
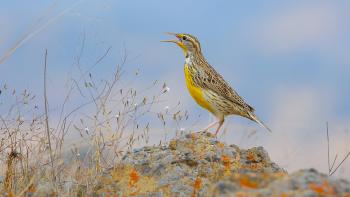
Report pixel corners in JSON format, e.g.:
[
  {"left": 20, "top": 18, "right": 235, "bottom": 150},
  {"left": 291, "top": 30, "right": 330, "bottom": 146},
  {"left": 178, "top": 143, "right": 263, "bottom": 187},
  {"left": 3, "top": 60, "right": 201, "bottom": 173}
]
[{"left": 1, "top": 1, "right": 350, "bottom": 177}]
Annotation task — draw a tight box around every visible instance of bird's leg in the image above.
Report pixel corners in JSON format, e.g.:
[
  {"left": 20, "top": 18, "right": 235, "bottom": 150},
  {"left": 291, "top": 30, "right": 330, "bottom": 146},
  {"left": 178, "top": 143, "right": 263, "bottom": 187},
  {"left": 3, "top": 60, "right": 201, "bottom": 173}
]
[
  {"left": 214, "top": 119, "right": 225, "bottom": 136},
  {"left": 201, "top": 120, "right": 220, "bottom": 132}
]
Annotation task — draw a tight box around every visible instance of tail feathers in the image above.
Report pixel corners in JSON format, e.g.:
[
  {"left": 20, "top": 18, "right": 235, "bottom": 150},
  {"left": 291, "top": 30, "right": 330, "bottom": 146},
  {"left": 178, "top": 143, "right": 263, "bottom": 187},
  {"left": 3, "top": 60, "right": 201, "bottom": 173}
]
[{"left": 249, "top": 113, "right": 272, "bottom": 133}]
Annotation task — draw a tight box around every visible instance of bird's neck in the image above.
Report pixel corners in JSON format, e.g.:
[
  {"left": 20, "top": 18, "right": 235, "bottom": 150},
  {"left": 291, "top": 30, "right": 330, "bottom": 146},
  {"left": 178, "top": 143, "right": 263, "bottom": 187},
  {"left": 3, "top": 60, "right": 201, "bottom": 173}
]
[
  {"left": 185, "top": 53, "right": 193, "bottom": 65},
  {"left": 185, "top": 51, "right": 204, "bottom": 66}
]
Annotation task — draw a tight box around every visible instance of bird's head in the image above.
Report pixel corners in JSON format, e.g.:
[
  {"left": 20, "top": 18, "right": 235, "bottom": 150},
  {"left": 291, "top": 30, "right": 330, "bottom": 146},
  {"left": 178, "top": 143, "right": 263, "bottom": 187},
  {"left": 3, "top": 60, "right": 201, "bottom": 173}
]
[{"left": 161, "top": 33, "right": 201, "bottom": 56}]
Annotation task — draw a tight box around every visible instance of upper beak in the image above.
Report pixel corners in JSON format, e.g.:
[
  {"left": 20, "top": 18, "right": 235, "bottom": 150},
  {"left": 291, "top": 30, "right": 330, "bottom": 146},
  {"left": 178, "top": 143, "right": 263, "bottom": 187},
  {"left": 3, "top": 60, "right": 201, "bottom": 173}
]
[{"left": 160, "top": 32, "right": 180, "bottom": 43}]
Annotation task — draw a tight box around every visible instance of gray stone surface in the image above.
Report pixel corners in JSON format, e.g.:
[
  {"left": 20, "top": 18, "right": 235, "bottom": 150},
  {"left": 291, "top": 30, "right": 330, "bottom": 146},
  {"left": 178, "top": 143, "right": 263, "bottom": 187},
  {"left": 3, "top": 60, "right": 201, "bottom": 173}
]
[{"left": 94, "top": 131, "right": 350, "bottom": 196}]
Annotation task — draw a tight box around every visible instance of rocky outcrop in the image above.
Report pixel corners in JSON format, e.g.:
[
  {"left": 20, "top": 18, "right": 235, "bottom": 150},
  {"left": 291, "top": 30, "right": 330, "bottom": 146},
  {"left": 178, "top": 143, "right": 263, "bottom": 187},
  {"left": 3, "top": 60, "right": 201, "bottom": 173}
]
[{"left": 94, "top": 132, "right": 350, "bottom": 197}]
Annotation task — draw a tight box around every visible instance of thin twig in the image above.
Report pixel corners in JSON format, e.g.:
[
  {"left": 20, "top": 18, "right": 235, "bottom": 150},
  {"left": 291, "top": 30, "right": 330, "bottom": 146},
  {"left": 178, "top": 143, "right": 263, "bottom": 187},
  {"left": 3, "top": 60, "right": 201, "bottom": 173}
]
[
  {"left": 327, "top": 122, "right": 330, "bottom": 174},
  {"left": 326, "top": 122, "right": 350, "bottom": 176},
  {"left": 43, "top": 49, "right": 55, "bottom": 182},
  {"left": 330, "top": 152, "right": 350, "bottom": 176},
  {"left": 330, "top": 154, "right": 338, "bottom": 173},
  {"left": 16, "top": 173, "right": 36, "bottom": 197}
]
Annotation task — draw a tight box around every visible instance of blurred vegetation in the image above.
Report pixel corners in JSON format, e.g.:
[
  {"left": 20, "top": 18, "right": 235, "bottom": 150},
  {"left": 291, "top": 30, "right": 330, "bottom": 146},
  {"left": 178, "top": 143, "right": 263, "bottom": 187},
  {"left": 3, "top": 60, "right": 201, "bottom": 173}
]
[{"left": 0, "top": 43, "right": 191, "bottom": 196}]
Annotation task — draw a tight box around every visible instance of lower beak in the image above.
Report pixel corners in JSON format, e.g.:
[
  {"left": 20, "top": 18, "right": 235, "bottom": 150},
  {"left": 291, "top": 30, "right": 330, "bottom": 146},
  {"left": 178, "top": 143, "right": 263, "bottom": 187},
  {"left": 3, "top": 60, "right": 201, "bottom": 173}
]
[
  {"left": 161, "top": 32, "right": 180, "bottom": 44},
  {"left": 160, "top": 40, "right": 178, "bottom": 43}
]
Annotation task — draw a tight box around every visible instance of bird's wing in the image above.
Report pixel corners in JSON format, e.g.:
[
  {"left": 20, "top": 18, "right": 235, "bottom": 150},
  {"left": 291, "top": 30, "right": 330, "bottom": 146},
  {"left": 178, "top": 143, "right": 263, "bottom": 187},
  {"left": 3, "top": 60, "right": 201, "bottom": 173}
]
[
  {"left": 195, "top": 63, "right": 254, "bottom": 112},
  {"left": 192, "top": 61, "right": 272, "bottom": 132}
]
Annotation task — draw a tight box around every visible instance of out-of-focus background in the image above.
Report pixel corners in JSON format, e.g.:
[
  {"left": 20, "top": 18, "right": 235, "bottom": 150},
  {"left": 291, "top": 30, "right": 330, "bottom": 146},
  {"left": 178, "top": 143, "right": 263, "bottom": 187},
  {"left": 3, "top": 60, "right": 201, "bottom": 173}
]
[{"left": 1, "top": 1, "right": 349, "bottom": 178}]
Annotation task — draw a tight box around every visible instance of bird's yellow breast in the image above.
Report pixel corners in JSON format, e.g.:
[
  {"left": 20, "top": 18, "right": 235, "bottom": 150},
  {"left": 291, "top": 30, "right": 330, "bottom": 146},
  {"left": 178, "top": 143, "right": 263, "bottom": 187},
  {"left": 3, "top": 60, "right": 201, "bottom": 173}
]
[{"left": 184, "top": 65, "right": 215, "bottom": 113}]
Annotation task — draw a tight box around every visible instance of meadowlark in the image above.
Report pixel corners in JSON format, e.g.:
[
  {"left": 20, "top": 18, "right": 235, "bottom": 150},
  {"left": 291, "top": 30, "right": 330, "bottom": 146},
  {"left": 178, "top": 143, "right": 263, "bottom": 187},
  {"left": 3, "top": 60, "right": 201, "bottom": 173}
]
[{"left": 162, "top": 33, "right": 271, "bottom": 135}]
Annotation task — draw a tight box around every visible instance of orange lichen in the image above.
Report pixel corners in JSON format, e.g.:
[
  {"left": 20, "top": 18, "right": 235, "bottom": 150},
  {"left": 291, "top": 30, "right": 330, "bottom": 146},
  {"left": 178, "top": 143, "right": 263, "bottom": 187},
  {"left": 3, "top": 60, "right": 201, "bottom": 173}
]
[
  {"left": 250, "top": 163, "right": 258, "bottom": 169},
  {"left": 221, "top": 155, "right": 232, "bottom": 175},
  {"left": 235, "top": 191, "right": 249, "bottom": 197},
  {"left": 280, "top": 192, "right": 289, "bottom": 197},
  {"left": 192, "top": 177, "right": 202, "bottom": 197},
  {"left": 221, "top": 155, "right": 231, "bottom": 168},
  {"left": 109, "top": 164, "right": 157, "bottom": 195},
  {"left": 246, "top": 151, "right": 256, "bottom": 162},
  {"left": 129, "top": 169, "right": 139, "bottom": 187},
  {"left": 308, "top": 180, "right": 334, "bottom": 195},
  {"left": 217, "top": 142, "right": 225, "bottom": 149},
  {"left": 194, "top": 177, "right": 202, "bottom": 190},
  {"left": 249, "top": 163, "right": 263, "bottom": 171},
  {"left": 343, "top": 193, "right": 350, "bottom": 197},
  {"left": 239, "top": 175, "right": 258, "bottom": 189}
]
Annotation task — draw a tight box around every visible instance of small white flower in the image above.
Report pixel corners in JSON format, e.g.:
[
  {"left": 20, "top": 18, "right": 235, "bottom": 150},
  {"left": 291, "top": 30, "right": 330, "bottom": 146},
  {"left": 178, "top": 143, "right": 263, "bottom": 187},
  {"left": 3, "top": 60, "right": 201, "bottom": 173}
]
[
  {"left": 115, "top": 114, "right": 120, "bottom": 118},
  {"left": 76, "top": 153, "right": 80, "bottom": 157},
  {"left": 164, "top": 106, "right": 169, "bottom": 110},
  {"left": 180, "top": 128, "right": 185, "bottom": 132},
  {"left": 84, "top": 127, "right": 89, "bottom": 133}
]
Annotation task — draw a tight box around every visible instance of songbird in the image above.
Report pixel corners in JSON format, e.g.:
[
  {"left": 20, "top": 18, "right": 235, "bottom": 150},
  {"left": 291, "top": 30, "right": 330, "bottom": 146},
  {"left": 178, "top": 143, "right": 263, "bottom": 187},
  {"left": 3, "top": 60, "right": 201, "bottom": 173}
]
[{"left": 162, "top": 33, "right": 271, "bottom": 135}]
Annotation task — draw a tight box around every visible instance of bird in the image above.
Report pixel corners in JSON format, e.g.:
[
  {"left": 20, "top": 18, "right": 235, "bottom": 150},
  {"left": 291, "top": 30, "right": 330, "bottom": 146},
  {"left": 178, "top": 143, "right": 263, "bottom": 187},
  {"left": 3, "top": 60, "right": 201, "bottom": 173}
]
[{"left": 161, "top": 33, "right": 271, "bottom": 135}]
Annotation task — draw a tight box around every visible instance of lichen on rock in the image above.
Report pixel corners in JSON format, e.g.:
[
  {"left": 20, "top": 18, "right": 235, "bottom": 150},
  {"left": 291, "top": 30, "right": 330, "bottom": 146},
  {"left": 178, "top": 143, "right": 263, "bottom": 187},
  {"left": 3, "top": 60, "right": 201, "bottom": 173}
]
[{"left": 95, "top": 131, "right": 350, "bottom": 197}]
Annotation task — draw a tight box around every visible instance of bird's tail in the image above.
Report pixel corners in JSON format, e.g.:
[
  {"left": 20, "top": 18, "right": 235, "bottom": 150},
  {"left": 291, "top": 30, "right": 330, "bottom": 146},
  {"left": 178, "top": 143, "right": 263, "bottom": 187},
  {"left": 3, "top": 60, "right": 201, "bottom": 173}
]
[{"left": 248, "top": 112, "right": 272, "bottom": 132}]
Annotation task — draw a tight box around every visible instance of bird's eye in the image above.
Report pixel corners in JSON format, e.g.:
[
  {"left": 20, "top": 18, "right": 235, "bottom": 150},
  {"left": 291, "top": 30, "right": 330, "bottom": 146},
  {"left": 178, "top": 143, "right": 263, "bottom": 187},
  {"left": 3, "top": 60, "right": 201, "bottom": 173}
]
[{"left": 182, "top": 36, "right": 187, "bottom": 41}]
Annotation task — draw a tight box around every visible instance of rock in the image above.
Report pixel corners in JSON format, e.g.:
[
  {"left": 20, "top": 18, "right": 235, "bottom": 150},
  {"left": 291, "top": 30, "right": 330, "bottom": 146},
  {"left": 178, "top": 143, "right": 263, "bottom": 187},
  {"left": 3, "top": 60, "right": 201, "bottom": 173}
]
[
  {"left": 95, "top": 131, "right": 350, "bottom": 196},
  {"left": 210, "top": 181, "right": 239, "bottom": 197}
]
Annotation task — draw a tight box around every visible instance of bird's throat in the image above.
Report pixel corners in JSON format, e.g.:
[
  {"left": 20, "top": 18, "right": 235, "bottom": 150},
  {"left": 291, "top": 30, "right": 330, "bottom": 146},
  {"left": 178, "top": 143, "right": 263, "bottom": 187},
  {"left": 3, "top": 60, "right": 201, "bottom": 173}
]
[{"left": 185, "top": 55, "right": 191, "bottom": 65}]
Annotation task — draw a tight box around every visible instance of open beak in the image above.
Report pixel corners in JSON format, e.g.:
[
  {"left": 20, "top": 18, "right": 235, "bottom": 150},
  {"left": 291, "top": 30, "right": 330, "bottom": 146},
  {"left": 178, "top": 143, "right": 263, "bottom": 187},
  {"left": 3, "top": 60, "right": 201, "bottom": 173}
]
[
  {"left": 161, "top": 32, "right": 187, "bottom": 53},
  {"left": 160, "top": 32, "right": 180, "bottom": 43}
]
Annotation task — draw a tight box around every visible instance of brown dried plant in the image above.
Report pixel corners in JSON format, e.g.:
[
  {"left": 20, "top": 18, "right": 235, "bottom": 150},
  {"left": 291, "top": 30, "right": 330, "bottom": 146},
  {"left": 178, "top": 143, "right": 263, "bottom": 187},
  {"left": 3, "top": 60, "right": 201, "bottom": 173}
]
[{"left": 0, "top": 37, "right": 188, "bottom": 195}]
